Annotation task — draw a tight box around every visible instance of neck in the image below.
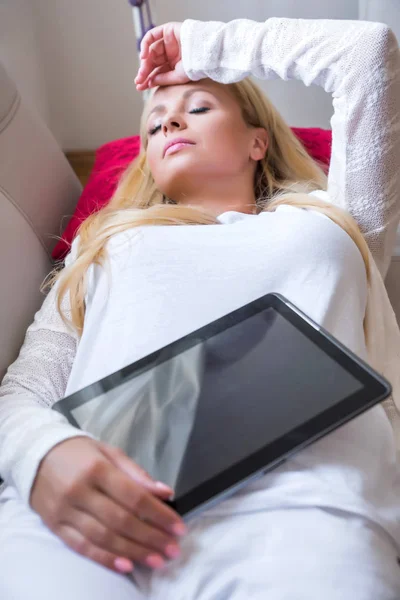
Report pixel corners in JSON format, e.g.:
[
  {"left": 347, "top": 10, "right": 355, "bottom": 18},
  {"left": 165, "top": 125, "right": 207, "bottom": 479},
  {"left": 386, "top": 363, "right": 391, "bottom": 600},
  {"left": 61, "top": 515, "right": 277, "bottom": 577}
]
[{"left": 170, "top": 173, "right": 257, "bottom": 217}]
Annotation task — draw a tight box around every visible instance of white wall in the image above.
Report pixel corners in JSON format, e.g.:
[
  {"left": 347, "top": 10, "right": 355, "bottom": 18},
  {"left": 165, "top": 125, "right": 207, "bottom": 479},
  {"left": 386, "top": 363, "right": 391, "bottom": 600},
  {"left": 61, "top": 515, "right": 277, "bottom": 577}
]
[
  {"left": 35, "top": 0, "right": 139, "bottom": 150},
  {"left": 34, "top": 0, "right": 363, "bottom": 150},
  {"left": 359, "top": 0, "right": 400, "bottom": 40},
  {"left": 0, "top": 0, "right": 50, "bottom": 125}
]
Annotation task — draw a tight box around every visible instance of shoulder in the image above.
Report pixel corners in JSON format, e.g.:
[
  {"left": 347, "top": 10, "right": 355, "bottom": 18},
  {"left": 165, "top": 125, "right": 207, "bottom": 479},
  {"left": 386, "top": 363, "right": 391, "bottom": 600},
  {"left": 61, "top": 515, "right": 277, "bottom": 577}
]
[
  {"left": 64, "top": 235, "right": 81, "bottom": 268},
  {"left": 272, "top": 192, "right": 366, "bottom": 276}
]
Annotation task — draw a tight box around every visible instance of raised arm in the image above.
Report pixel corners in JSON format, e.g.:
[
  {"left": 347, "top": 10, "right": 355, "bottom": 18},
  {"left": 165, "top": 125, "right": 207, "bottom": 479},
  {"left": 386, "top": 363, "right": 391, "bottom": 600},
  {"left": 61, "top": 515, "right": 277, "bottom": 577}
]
[{"left": 179, "top": 17, "right": 400, "bottom": 277}]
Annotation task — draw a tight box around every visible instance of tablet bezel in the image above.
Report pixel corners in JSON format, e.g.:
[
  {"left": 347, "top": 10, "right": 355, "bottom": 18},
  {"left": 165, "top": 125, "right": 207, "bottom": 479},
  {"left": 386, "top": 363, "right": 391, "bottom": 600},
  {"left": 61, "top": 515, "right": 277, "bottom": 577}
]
[{"left": 53, "top": 292, "right": 391, "bottom": 519}]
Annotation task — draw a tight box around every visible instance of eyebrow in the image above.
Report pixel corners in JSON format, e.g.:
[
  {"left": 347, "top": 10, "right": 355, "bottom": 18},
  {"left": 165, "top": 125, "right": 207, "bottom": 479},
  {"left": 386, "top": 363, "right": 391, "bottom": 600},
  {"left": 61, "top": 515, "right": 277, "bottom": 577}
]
[{"left": 147, "top": 88, "right": 217, "bottom": 120}]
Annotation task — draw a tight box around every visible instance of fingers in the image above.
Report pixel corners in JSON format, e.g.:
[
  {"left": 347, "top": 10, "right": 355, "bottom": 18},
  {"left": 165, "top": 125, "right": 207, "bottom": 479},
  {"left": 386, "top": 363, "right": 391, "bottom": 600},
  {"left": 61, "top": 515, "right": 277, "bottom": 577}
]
[
  {"left": 151, "top": 62, "right": 190, "bottom": 88},
  {"left": 136, "top": 64, "right": 169, "bottom": 91},
  {"left": 138, "top": 39, "right": 167, "bottom": 82},
  {"left": 136, "top": 62, "right": 189, "bottom": 91},
  {"left": 59, "top": 508, "right": 174, "bottom": 571},
  {"left": 146, "top": 69, "right": 181, "bottom": 88},
  {"left": 135, "top": 59, "right": 154, "bottom": 86},
  {"left": 136, "top": 22, "right": 184, "bottom": 91},
  {"left": 135, "top": 41, "right": 169, "bottom": 88},
  {"left": 135, "top": 58, "right": 163, "bottom": 88},
  {"left": 83, "top": 493, "right": 181, "bottom": 557},
  {"left": 57, "top": 522, "right": 138, "bottom": 574},
  {"left": 163, "top": 24, "right": 181, "bottom": 64},
  {"left": 139, "top": 22, "right": 181, "bottom": 58},
  {"left": 148, "top": 39, "right": 168, "bottom": 65},
  {"left": 140, "top": 25, "right": 166, "bottom": 59},
  {"left": 29, "top": 437, "right": 185, "bottom": 576},
  {"left": 94, "top": 463, "right": 187, "bottom": 537},
  {"left": 99, "top": 443, "right": 173, "bottom": 498}
]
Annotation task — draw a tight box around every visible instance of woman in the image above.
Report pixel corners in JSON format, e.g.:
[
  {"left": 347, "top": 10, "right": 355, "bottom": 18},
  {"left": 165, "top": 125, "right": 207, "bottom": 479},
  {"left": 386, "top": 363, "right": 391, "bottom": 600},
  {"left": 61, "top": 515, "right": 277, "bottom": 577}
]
[{"left": 0, "top": 16, "right": 399, "bottom": 600}]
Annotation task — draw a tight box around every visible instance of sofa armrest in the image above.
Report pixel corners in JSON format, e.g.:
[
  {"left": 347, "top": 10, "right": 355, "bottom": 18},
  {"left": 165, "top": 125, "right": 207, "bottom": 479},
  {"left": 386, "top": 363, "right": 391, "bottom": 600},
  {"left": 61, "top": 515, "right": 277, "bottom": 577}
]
[{"left": 0, "top": 60, "right": 82, "bottom": 381}]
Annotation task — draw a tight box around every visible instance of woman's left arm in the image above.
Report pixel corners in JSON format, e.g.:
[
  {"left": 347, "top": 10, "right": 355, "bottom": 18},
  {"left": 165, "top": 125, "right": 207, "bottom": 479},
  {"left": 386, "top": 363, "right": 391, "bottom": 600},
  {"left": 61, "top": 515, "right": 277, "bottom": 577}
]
[{"left": 180, "top": 18, "right": 400, "bottom": 278}]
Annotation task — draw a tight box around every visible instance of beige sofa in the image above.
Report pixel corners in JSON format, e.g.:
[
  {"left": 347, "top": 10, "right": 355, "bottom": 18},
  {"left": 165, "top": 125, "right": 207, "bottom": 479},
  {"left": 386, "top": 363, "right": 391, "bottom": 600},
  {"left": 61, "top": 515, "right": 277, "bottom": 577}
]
[
  {"left": 0, "top": 60, "right": 81, "bottom": 382},
  {"left": 0, "top": 58, "right": 399, "bottom": 384}
]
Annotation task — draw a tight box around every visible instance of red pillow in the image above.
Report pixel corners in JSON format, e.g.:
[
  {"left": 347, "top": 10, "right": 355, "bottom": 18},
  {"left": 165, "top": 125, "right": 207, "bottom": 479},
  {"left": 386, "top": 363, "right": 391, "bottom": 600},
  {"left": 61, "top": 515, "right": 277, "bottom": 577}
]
[{"left": 52, "top": 128, "right": 332, "bottom": 261}]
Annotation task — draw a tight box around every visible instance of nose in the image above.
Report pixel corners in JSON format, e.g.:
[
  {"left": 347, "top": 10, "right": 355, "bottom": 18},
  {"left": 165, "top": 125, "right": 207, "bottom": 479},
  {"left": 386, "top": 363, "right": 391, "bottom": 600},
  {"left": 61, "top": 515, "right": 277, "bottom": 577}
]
[{"left": 162, "top": 113, "right": 186, "bottom": 135}]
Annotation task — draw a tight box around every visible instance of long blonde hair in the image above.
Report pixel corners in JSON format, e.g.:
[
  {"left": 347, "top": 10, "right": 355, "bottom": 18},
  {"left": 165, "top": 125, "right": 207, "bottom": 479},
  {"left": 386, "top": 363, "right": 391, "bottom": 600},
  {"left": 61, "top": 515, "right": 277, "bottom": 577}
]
[{"left": 44, "top": 78, "right": 370, "bottom": 337}]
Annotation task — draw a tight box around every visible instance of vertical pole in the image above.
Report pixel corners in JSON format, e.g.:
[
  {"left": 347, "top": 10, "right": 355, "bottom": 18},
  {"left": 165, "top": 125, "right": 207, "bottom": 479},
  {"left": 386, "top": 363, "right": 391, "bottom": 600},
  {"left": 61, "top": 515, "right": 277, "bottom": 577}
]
[{"left": 129, "top": 1, "right": 155, "bottom": 104}]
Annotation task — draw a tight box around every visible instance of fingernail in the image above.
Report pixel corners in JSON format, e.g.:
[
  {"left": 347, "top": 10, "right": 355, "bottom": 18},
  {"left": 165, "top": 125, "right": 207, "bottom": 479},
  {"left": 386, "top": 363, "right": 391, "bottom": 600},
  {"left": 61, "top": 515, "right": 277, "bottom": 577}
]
[
  {"left": 171, "top": 522, "right": 187, "bottom": 536},
  {"left": 155, "top": 481, "right": 173, "bottom": 493},
  {"left": 165, "top": 543, "right": 181, "bottom": 559},
  {"left": 114, "top": 557, "right": 134, "bottom": 573},
  {"left": 145, "top": 554, "right": 165, "bottom": 569}
]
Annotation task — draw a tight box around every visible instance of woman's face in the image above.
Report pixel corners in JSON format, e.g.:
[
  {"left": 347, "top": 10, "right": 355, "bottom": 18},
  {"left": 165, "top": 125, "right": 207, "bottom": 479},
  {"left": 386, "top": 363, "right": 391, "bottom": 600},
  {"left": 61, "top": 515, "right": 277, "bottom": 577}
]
[{"left": 144, "top": 79, "right": 267, "bottom": 202}]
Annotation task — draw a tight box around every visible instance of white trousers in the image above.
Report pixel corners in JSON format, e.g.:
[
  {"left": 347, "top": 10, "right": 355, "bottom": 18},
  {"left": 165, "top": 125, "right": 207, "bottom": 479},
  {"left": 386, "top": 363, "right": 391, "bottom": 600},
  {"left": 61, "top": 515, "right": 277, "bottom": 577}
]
[{"left": 0, "top": 485, "right": 400, "bottom": 600}]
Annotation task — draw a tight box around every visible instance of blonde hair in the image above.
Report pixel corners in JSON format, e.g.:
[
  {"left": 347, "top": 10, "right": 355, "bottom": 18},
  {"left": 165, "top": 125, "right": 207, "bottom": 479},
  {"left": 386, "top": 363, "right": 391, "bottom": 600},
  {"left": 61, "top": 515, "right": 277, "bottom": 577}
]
[{"left": 44, "top": 78, "right": 370, "bottom": 337}]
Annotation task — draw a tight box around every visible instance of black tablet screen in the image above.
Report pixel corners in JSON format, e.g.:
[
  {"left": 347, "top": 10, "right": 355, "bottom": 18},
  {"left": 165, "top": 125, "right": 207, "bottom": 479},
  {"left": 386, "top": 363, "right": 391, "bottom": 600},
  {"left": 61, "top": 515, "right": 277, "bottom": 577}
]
[{"left": 67, "top": 306, "right": 363, "bottom": 499}]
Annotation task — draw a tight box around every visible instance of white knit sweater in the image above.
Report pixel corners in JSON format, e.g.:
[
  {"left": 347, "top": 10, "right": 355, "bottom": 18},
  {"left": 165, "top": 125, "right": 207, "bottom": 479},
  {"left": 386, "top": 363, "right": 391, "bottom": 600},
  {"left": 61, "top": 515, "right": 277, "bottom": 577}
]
[
  {"left": 1, "top": 17, "right": 400, "bottom": 508},
  {"left": 179, "top": 16, "right": 400, "bottom": 447}
]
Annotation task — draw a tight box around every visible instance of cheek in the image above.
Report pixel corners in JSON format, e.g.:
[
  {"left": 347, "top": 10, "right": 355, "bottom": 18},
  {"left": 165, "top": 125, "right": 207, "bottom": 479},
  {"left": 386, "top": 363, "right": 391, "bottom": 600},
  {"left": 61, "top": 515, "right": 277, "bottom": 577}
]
[
  {"left": 146, "top": 144, "right": 163, "bottom": 179},
  {"left": 203, "top": 122, "right": 248, "bottom": 163}
]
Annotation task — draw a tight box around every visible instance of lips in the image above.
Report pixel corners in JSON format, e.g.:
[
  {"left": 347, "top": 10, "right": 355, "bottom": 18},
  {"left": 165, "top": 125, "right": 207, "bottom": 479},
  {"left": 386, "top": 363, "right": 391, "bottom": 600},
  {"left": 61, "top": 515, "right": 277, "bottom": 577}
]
[{"left": 164, "top": 138, "right": 195, "bottom": 157}]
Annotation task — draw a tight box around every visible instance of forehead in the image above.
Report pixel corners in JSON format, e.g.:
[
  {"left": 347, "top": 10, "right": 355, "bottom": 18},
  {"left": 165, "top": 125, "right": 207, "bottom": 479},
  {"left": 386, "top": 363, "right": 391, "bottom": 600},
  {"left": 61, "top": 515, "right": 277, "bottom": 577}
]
[{"left": 146, "top": 80, "right": 236, "bottom": 118}]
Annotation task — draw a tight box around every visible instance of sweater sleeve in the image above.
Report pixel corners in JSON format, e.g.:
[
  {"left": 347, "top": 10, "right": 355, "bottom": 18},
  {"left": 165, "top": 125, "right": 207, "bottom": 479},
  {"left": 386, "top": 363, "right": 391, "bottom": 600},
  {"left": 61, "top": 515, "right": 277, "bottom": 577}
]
[
  {"left": 180, "top": 17, "right": 400, "bottom": 277},
  {"left": 0, "top": 237, "right": 93, "bottom": 505}
]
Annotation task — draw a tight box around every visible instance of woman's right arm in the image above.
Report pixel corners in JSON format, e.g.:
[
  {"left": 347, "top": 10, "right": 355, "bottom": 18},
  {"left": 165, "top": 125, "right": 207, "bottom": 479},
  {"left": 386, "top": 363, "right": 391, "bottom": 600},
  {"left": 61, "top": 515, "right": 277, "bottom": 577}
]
[
  {"left": 0, "top": 241, "right": 187, "bottom": 573},
  {"left": 0, "top": 241, "right": 91, "bottom": 504}
]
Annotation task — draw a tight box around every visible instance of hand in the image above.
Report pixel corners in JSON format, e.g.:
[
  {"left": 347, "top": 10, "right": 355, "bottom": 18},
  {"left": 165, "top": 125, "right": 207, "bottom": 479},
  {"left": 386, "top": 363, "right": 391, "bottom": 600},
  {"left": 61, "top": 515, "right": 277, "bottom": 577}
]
[
  {"left": 135, "top": 22, "right": 190, "bottom": 90},
  {"left": 30, "top": 437, "right": 187, "bottom": 573}
]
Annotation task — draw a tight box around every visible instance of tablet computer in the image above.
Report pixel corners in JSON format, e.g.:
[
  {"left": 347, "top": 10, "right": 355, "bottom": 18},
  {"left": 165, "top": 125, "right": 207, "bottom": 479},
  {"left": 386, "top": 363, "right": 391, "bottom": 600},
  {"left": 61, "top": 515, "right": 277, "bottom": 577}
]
[{"left": 53, "top": 292, "right": 391, "bottom": 520}]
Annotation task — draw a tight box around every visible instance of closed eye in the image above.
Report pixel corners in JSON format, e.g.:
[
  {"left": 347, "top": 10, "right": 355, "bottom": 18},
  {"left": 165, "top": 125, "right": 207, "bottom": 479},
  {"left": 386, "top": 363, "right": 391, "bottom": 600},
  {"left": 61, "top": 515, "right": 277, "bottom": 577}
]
[{"left": 148, "top": 107, "right": 210, "bottom": 136}]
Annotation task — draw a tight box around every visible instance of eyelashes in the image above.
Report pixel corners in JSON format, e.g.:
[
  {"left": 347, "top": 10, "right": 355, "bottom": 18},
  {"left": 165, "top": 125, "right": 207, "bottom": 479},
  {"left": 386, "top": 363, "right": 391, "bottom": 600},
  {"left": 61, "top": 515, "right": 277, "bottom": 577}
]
[{"left": 148, "top": 107, "right": 210, "bottom": 136}]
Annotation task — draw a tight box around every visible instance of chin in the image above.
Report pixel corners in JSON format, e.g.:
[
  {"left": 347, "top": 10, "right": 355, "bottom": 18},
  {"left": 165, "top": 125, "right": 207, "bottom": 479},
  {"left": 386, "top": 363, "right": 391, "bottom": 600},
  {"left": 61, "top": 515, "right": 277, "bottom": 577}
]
[{"left": 158, "top": 167, "right": 205, "bottom": 196}]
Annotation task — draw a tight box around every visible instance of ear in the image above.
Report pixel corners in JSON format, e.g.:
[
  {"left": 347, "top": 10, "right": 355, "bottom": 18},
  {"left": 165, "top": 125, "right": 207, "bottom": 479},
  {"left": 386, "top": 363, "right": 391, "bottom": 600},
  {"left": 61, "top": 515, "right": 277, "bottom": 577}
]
[{"left": 249, "top": 128, "right": 268, "bottom": 161}]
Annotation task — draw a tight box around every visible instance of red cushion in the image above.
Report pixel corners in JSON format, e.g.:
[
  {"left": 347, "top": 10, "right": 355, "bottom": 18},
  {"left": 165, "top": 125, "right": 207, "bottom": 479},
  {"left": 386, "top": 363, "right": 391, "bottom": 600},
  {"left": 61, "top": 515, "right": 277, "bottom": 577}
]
[{"left": 52, "top": 128, "right": 332, "bottom": 261}]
